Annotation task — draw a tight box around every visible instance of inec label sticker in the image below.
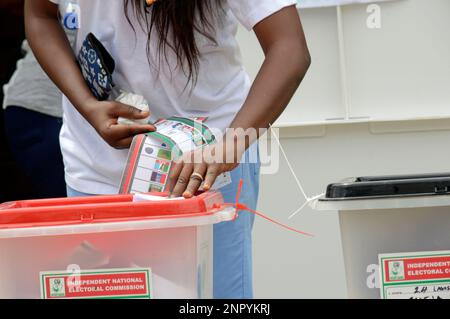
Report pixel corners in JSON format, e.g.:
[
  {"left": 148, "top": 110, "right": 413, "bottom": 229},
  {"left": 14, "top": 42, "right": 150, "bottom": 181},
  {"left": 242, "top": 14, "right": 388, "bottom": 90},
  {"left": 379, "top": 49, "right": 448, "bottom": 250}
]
[{"left": 40, "top": 268, "right": 152, "bottom": 299}]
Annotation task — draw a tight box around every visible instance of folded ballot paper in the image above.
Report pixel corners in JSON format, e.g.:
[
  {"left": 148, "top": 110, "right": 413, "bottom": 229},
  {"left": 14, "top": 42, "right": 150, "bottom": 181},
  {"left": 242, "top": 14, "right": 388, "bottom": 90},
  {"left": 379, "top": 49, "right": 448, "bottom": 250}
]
[{"left": 119, "top": 117, "right": 231, "bottom": 194}]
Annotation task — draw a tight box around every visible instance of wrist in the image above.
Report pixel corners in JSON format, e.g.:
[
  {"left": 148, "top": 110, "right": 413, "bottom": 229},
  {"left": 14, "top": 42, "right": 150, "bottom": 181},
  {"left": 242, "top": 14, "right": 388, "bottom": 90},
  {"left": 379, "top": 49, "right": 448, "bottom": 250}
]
[
  {"left": 75, "top": 95, "right": 99, "bottom": 122},
  {"left": 218, "top": 135, "right": 247, "bottom": 164}
]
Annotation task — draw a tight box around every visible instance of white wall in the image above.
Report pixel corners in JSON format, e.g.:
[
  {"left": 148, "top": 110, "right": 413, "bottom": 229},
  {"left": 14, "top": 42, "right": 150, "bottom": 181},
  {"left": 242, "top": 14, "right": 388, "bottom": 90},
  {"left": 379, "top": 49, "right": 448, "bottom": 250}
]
[{"left": 236, "top": 0, "right": 450, "bottom": 298}]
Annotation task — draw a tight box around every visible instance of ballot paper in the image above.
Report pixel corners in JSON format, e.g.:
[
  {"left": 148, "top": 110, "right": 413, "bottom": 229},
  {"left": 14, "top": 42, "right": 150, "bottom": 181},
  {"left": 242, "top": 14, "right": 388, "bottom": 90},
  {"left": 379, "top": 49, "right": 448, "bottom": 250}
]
[
  {"left": 133, "top": 194, "right": 184, "bottom": 202},
  {"left": 119, "top": 117, "right": 231, "bottom": 194},
  {"left": 298, "top": 0, "right": 394, "bottom": 8},
  {"left": 116, "top": 92, "right": 152, "bottom": 125},
  {"left": 379, "top": 251, "right": 450, "bottom": 299},
  {"left": 64, "top": 241, "right": 111, "bottom": 270}
]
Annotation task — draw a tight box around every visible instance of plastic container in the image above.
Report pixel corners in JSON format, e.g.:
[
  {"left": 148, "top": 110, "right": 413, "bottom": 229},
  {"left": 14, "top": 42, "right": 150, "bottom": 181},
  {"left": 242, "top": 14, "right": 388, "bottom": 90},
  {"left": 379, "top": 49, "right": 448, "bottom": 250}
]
[
  {"left": 313, "top": 173, "right": 450, "bottom": 298},
  {"left": 0, "top": 192, "right": 234, "bottom": 299}
]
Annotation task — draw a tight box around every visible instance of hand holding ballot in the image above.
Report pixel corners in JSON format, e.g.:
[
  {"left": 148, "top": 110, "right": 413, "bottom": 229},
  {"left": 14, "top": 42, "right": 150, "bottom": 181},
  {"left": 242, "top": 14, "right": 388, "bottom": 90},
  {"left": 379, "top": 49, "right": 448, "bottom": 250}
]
[
  {"left": 167, "top": 139, "right": 243, "bottom": 199},
  {"left": 116, "top": 92, "right": 152, "bottom": 126},
  {"left": 82, "top": 97, "right": 156, "bottom": 149}
]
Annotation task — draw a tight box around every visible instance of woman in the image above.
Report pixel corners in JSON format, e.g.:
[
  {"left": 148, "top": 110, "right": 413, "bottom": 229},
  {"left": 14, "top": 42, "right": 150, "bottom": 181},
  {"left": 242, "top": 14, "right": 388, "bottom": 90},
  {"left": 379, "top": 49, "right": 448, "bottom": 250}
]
[{"left": 25, "top": 0, "right": 310, "bottom": 298}]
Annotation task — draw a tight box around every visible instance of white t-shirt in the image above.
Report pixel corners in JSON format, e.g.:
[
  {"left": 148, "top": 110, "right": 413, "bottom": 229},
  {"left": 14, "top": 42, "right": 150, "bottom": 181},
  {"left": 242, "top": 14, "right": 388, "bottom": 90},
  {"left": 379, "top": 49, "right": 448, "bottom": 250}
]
[{"left": 49, "top": 0, "right": 297, "bottom": 194}]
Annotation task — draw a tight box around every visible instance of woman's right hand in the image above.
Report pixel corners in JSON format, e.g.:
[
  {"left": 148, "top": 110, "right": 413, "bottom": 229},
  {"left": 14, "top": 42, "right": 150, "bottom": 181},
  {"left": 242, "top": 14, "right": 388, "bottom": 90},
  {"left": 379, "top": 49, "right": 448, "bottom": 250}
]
[
  {"left": 25, "top": 0, "right": 154, "bottom": 150},
  {"left": 82, "top": 98, "right": 156, "bottom": 149}
]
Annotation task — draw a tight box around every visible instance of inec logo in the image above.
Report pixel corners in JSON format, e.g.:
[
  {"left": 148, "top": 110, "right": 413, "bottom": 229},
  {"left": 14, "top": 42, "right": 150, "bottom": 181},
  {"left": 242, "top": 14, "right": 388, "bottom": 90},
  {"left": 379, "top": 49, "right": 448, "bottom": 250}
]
[
  {"left": 388, "top": 261, "right": 405, "bottom": 281},
  {"left": 49, "top": 277, "right": 66, "bottom": 297}
]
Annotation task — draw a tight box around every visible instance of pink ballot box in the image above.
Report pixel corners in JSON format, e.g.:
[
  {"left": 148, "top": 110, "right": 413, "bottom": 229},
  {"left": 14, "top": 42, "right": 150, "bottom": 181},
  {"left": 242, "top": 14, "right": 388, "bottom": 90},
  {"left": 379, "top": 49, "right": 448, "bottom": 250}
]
[{"left": 0, "top": 192, "right": 234, "bottom": 299}]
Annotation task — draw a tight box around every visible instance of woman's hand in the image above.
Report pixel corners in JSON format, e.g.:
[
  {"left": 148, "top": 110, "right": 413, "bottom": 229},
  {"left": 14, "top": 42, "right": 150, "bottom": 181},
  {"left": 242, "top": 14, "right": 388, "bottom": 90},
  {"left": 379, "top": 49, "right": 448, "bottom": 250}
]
[
  {"left": 26, "top": 0, "right": 154, "bottom": 150},
  {"left": 82, "top": 98, "right": 156, "bottom": 149},
  {"left": 166, "top": 140, "right": 243, "bottom": 198}
]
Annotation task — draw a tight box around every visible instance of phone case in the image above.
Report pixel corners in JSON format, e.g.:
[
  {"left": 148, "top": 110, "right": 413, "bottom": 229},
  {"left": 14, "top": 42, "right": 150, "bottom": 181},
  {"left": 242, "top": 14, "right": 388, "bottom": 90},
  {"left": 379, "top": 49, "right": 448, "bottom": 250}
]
[{"left": 77, "top": 33, "right": 115, "bottom": 100}]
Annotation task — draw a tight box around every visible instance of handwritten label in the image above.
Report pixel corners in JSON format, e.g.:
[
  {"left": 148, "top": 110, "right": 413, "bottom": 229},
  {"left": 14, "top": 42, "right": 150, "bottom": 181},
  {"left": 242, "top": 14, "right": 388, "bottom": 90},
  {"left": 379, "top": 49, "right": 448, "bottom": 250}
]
[{"left": 385, "top": 284, "right": 450, "bottom": 299}]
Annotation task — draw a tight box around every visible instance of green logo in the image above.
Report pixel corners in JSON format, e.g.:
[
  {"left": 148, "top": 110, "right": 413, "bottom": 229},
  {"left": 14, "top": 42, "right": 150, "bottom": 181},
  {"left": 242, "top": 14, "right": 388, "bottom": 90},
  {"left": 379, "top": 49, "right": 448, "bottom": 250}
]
[
  {"left": 388, "top": 261, "right": 405, "bottom": 281},
  {"left": 49, "top": 278, "right": 66, "bottom": 297}
]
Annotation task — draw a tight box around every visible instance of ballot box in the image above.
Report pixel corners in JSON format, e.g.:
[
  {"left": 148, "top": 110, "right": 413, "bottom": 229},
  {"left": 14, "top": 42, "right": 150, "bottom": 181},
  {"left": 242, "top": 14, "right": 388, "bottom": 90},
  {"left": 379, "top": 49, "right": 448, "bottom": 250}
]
[
  {"left": 0, "top": 192, "right": 234, "bottom": 299},
  {"left": 312, "top": 173, "right": 450, "bottom": 299}
]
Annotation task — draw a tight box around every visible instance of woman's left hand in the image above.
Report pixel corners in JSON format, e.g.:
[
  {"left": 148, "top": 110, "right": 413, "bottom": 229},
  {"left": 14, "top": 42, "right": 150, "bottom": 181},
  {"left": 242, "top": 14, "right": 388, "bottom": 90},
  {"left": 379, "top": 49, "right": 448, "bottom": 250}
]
[{"left": 166, "top": 141, "right": 242, "bottom": 198}]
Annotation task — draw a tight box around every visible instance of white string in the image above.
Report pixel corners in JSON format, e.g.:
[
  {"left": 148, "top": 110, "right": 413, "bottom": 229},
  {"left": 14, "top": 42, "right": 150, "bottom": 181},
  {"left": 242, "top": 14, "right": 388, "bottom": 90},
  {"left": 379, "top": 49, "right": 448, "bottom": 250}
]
[
  {"left": 288, "top": 194, "right": 324, "bottom": 220},
  {"left": 268, "top": 125, "right": 324, "bottom": 219},
  {"left": 269, "top": 125, "right": 309, "bottom": 200}
]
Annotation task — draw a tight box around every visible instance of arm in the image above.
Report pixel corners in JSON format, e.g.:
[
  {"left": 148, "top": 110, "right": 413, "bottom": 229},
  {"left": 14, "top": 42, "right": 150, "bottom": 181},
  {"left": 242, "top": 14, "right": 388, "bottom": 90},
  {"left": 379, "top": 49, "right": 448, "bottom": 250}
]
[
  {"left": 24, "top": 0, "right": 155, "bottom": 148},
  {"left": 168, "top": 5, "right": 310, "bottom": 197},
  {"left": 230, "top": 5, "right": 310, "bottom": 134}
]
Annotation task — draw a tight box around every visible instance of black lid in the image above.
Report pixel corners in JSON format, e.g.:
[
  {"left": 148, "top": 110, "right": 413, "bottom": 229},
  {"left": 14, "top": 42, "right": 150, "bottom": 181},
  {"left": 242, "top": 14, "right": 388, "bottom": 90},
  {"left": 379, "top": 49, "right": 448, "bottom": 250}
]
[{"left": 325, "top": 173, "right": 450, "bottom": 200}]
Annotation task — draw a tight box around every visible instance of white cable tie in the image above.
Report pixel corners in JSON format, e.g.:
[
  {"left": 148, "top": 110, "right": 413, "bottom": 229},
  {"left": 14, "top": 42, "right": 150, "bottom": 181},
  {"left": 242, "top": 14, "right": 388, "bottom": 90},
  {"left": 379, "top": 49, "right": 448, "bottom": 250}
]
[{"left": 288, "top": 193, "right": 324, "bottom": 220}]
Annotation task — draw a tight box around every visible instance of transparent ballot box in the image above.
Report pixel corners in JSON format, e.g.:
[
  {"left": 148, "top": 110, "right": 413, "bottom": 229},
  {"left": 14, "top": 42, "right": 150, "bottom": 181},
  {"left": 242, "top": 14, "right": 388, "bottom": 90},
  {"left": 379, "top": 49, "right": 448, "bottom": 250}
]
[
  {"left": 0, "top": 192, "right": 234, "bottom": 299},
  {"left": 313, "top": 173, "right": 450, "bottom": 299}
]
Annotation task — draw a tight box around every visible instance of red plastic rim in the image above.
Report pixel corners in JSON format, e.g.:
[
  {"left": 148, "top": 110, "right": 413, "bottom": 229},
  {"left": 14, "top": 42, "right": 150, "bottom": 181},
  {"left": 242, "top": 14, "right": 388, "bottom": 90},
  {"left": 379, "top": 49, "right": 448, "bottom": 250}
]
[{"left": 0, "top": 191, "right": 224, "bottom": 230}]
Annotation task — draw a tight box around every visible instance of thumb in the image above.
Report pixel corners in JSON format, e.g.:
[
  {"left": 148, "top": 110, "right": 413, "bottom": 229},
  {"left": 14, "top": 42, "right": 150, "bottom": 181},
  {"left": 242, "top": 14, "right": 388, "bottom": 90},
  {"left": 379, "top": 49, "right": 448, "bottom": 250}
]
[{"left": 112, "top": 102, "right": 150, "bottom": 120}]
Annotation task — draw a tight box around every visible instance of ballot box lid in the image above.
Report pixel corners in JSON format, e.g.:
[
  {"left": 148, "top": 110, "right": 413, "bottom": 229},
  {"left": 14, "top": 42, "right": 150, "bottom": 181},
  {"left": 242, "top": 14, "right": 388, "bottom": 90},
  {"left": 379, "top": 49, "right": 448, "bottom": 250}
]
[
  {"left": 325, "top": 173, "right": 450, "bottom": 200},
  {"left": 0, "top": 191, "right": 226, "bottom": 231},
  {"left": 310, "top": 173, "right": 450, "bottom": 211}
]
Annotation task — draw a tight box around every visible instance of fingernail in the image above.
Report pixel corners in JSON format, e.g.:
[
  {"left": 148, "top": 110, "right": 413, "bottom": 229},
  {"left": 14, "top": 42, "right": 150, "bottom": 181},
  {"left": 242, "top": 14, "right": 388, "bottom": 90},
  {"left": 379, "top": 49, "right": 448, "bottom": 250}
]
[
  {"left": 183, "top": 191, "right": 192, "bottom": 198},
  {"left": 203, "top": 184, "right": 210, "bottom": 190}
]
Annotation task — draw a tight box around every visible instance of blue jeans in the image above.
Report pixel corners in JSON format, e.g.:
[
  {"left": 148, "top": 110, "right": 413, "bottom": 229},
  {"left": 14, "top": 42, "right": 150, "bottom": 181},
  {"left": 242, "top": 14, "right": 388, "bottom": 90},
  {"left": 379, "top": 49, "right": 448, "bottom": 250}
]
[
  {"left": 67, "top": 146, "right": 260, "bottom": 299},
  {"left": 5, "top": 106, "right": 66, "bottom": 198}
]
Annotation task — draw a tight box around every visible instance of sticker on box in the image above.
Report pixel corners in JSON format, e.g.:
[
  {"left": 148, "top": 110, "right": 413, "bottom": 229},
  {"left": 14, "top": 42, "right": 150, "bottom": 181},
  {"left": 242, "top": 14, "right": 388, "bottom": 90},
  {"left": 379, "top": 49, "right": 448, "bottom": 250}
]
[
  {"left": 40, "top": 268, "right": 152, "bottom": 299},
  {"left": 379, "top": 250, "right": 450, "bottom": 299}
]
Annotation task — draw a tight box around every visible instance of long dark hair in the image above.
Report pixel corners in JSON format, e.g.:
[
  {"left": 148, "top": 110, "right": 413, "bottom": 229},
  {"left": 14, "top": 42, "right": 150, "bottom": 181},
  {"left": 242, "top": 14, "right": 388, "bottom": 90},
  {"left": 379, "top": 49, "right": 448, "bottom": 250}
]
[{"left": 124, "top": 0, "right": 222, "bottom": 86}]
